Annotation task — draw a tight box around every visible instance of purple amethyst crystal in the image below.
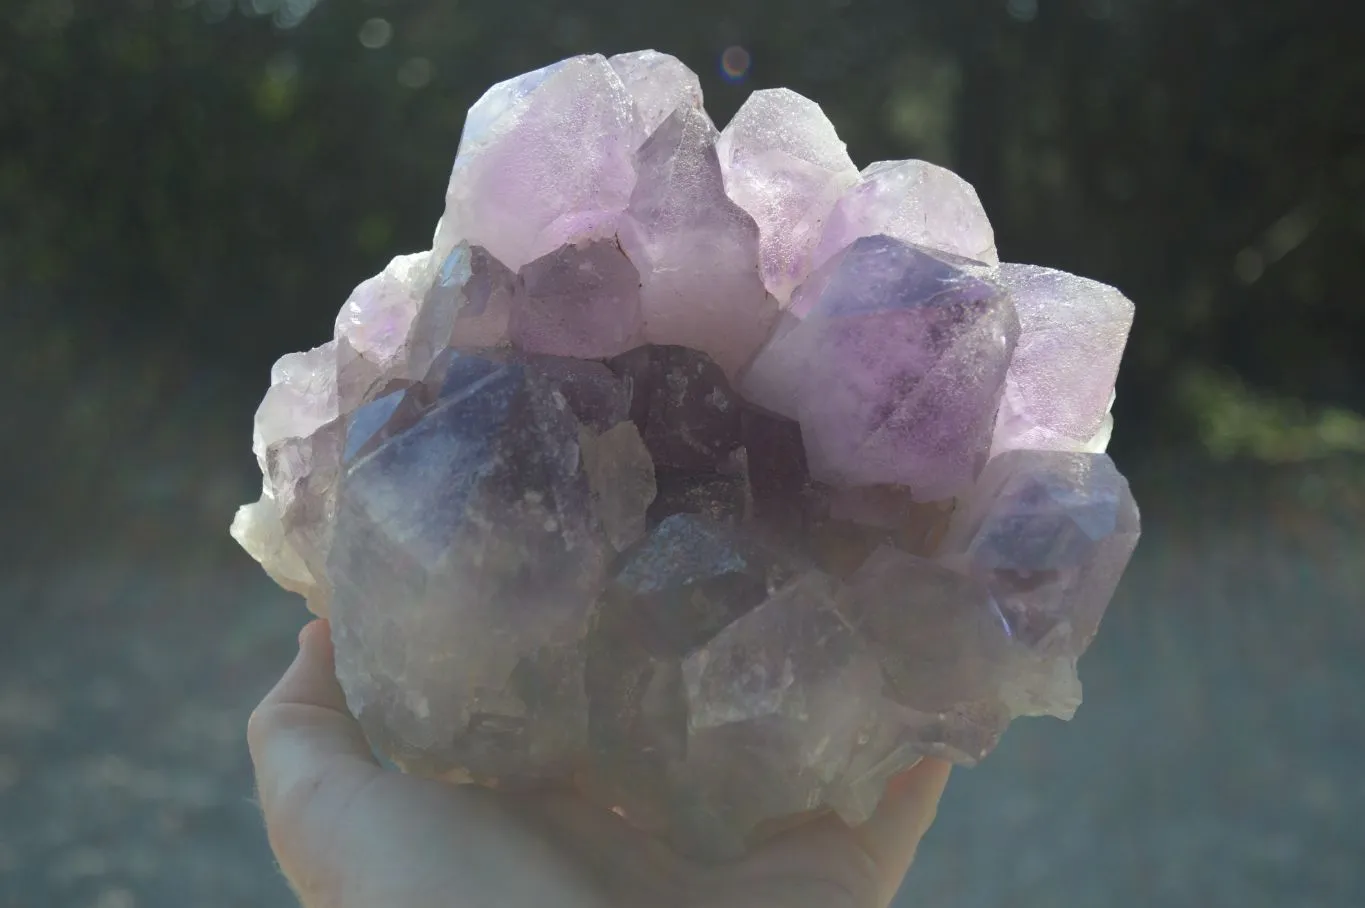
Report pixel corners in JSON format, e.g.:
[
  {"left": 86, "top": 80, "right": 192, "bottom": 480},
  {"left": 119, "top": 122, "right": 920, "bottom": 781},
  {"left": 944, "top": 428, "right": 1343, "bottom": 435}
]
[
  {"left": 231, "top": 51, "right": 1141, "bottom": 858},
  {"left": 741, "top": 235, "right": 1019, "bottom": 500}
]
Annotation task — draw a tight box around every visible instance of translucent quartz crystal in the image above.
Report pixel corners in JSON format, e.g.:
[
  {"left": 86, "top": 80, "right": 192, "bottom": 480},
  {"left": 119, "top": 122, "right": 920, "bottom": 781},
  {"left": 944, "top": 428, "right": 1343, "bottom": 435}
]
[
  {"left": 234, "top": 341, "right": 345, "bottom": 610},
  {"left": 843, "top": 547, "right": 1010, "bottom": 712},
  {"left": 716, "top": 89, "right": 860, "bottom": 302},
  {"left": 329, "top": 349, "right": 635, "bottom": 779},
  {"left": 811, "top": 159, "right": 1000, "bottom": 273},
  {"left": 432, "top": 55, "right": 641, "bottom": 272},
  {"left": 609, "top": 50, "right": 707, "bottom": 137},
  {"left": 618, "top": 106, "right": 778, "bottom": 376},
  {"left": 407, "top": 243, "right": 517, "bottom": 368},
  {"left": 610, "top": 345, "right": 743, "bottom": 473},
  {"left": 671, "top": 571, "right": 885, "bottom": 857},
  {"left": 251, "top": 342, "right": 341, "bottom": 470},
  {"left": 508, "top": 238, "right": 645, "bottom": 358},
  {"left": 939, "top": 449, "right": 1140, "bottom": 718},
  {"left": 232, "top": 50, "right": 1142, "bottom": 860},
  {"left": 741, "top": 235, "right": 1019, "bottom": 499},
  {"left": 990, "top": 264, "right": 1135, "bottom": 457},
  {"left": 581, "top": 421, "right": 656, "bottom": 551}
]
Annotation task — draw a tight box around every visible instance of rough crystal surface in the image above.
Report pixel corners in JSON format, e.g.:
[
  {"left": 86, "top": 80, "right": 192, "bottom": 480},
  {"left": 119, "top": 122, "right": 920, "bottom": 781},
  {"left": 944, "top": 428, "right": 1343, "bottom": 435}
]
[
  {"left": 619, "top": 106, "right": 777, "bottom": 376},
  {"left": 939, "top": 449, "right": 1140, "bottom": 718},
  {"left": 990, "top": 264, "right": 1134, "bottom": 457},
  {"left": 742, "top": 235, "right": 1019, "bottom": 499},
  {"left": 716, "top": 89, "right": 860, "bottom": 302},
  {"left": 509, "top": 238, "right": 645, "bottom": 358},
  {"left": 811, "top": 159, "right": 999, "bottom": 272},
  {"left": 433, "top": 55, "right": 641, "bottom": 272},
  {"left": 232, "top": 51, "right": 1141, "bottom": 859},
  {"left": 609, "top": 50, "right": 706, "bottom": 137}
]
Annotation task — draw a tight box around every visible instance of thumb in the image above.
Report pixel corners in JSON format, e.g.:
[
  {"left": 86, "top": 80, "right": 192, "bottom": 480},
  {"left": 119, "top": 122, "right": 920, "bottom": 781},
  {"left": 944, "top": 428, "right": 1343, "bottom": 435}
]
[
  {"left": 247, "top": 620, "right": 380, "bottom": 894},
  {"left": 851, "top": 757, "right": 952, "bottom": 903}
]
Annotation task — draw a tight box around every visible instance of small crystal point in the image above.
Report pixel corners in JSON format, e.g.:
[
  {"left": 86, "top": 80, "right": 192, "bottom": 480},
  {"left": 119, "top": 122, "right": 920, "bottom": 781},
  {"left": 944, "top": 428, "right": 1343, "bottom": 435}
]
[
  {"left": 509, "top": 239, "right": 645, "bottom": 359},
  {"left": 231, "top": 493, "right": 316, "bottom": 597},
  {"left": 333, "top": 253, "right": 431, "bottom": 407},
  {"left": 602, "top": 513, "right": 798, "bottom": 656},
  {"left": 843, "top": 546, "right": 1010, "bottom": 712},
  {"left": 581, "top": 420, "right": 657, "bottom": 551},
  {"left": 408, "top": 244, "right": 517, "bottom": 373},
  {"left": 670, "top": 570, "right": 883, "bottom": 857},
  {"left": 608, "top": 50, "right": 706, "bottom": 137}
]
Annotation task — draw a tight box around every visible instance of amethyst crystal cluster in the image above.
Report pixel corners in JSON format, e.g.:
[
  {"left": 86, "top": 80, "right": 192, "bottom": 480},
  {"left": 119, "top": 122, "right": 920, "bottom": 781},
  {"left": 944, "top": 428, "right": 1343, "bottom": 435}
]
[{"left": 232, "top": 51, "right": 1140, "bottom": 859}]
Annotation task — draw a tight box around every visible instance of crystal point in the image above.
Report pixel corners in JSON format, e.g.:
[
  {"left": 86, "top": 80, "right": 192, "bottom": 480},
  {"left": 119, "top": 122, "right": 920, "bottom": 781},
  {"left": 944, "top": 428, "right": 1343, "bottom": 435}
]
[
  {"left": 742, "top": 235, "right": 1018, "bottom": 499},
  {"left": 717, "top": 89, "right": 860, "bottom": 302},
  {"left": 434, "top": 54, "right": 641, "bottom": 271},
  {"left": 939, "top": 449, "right": 1140, "bottom": 718},
  {"left": 620, "top": 106, "right": 778, "bottom": 376},
  {"left": 609, "top": 50, "right": 706, "bottom": 137},
  {"left": 328, "top": 350, "right": 610, "bottom": 778},
  {"left": 812, "top": 159, "right": 999, "bottom": 272},
  {"left": 990, "top": 264, "right": 1134, "bottom": 456},
  {"left": 509, "top": 239, "right": 645, "bottom": 359}
]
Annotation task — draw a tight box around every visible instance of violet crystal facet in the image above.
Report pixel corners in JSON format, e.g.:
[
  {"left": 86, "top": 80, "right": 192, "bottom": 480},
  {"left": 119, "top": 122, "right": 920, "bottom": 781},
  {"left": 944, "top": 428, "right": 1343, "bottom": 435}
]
[{"left": 232, "top": 51, "right": 1141, "bottom": 859}]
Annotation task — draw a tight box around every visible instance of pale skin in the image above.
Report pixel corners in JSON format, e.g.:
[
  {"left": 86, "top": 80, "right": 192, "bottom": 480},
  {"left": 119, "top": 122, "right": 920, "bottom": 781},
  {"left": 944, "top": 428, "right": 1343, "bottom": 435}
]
[{"left": 248, "top": 619, "right": 952, "bottom": 908}]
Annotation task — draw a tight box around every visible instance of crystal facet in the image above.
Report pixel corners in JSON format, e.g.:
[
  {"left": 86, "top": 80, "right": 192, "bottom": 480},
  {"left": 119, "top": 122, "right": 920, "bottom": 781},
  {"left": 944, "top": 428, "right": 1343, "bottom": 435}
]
[
  {"left": 811, "top": 159, "right": 1000, "bottom": 272},
  {"left": 609, "top": 50, "right": 707, "bottom": 138},
  {"left": 990, "top": 264, "right": 1135, "bottom": 457},
  {"left": 619, "top": 106, "right": 777, "bottom": 376},
  {"left": 939, "top": 449, "right": 1140, "bottom": 718},
  {"left": 716, "top": 89, "right": 860, "bottom": 302},
  {"left": 433, "top": 55, "right": 641, "bottom": 272},
  {"left": 742, "top": 235, "right": 1019, "bottom": 499},
  {"left": 233, "top": 51, "right": 1141, "bottom": 858},
  {"left": 509, "top": 238, "right": 645, "bottom": 359}
]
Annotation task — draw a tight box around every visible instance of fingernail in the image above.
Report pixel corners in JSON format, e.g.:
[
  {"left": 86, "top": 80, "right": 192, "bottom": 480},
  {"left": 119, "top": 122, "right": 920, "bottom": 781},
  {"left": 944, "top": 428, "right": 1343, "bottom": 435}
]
[{"left": 298, "top": 619, "right": 319, "bottom": 649}]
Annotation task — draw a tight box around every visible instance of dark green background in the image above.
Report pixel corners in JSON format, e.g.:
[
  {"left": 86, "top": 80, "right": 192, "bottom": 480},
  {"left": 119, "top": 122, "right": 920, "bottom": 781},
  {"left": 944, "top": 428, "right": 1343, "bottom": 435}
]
[{"left": 5, "top": 0, "right": 1363, "bottom": 447}]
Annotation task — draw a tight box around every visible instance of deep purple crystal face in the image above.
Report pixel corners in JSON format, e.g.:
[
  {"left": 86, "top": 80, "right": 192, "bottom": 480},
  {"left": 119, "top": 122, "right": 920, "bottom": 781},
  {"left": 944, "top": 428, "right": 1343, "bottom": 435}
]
[{"left": 231, "top": 50, "right": 1140, "bottom": 859}]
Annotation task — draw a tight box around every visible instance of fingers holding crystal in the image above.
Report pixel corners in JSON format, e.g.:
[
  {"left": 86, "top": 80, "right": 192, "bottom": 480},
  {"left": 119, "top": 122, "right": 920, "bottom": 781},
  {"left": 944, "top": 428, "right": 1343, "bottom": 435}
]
[{"left": 247, "top": 621, "right": 380, "bottom": 900}]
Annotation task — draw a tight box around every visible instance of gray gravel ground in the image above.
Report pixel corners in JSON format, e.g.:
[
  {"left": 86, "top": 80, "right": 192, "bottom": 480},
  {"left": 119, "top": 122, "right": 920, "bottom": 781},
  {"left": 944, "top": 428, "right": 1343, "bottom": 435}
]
[{"left": 2, "top": 356, "right": 1362, "bottom": 908}]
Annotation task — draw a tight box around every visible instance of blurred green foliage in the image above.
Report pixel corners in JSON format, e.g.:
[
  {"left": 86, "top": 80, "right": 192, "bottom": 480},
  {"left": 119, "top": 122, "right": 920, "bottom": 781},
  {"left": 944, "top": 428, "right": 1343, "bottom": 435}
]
[{"left": 2, "top": 0, "right": 1362, "bottom": 451}]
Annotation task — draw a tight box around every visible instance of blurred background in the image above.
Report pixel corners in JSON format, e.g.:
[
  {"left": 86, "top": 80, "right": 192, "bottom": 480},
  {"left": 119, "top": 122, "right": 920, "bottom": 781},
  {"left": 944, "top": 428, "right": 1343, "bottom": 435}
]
[{"left": 1, "top": 1, "right": 1362, "bottom": 906}]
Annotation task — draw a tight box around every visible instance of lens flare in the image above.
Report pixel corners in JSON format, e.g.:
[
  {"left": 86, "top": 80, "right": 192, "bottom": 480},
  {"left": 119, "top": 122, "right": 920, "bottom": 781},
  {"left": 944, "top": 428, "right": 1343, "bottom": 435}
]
[{"left": 721, "top": 46, "right": 751, "bottom": 82}]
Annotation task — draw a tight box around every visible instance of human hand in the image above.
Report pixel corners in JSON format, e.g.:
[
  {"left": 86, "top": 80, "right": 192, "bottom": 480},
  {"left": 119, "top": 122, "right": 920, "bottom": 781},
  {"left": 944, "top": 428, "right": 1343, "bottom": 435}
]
[{"left": 248, "top": 619, "right": 951, "bottom": 908}]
